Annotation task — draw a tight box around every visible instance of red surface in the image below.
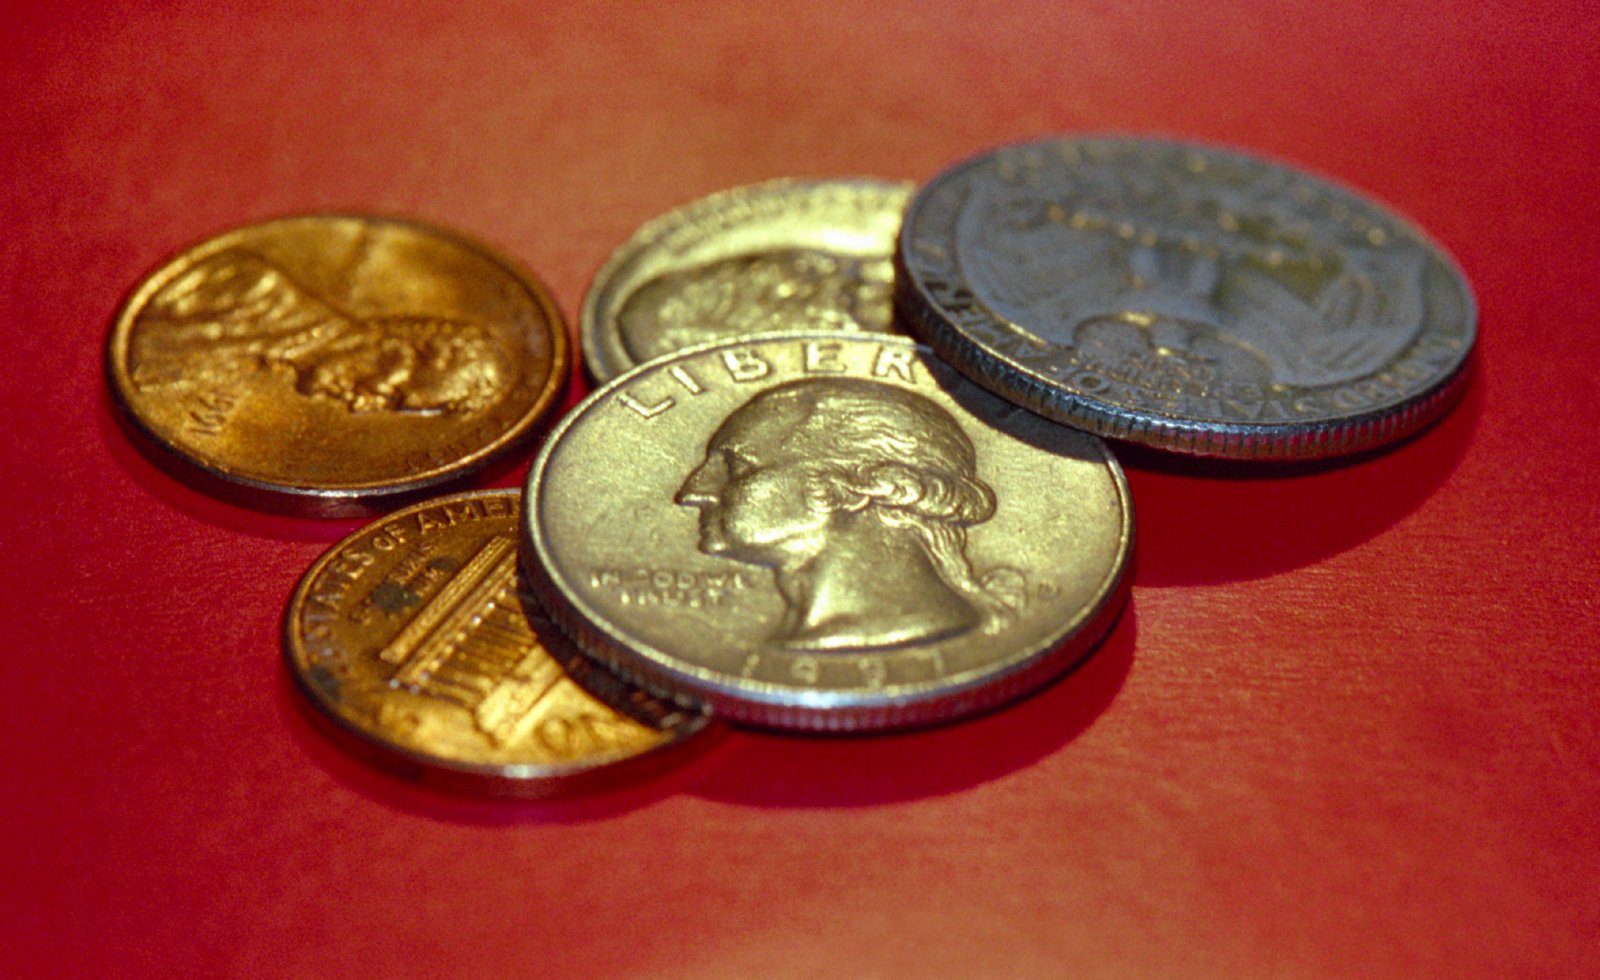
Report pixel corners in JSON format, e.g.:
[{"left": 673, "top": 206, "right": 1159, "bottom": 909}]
[{"left": 5, "top": 2, "right": 1598, "bottom": 975}]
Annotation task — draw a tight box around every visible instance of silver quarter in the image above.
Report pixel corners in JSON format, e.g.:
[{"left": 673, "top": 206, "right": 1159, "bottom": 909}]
[
  {"left": 524, "top": 332, "right": 1133, "bottom": 732},
  {"left": 895, "top": 136, "right": 1476, "bottom": 459}
]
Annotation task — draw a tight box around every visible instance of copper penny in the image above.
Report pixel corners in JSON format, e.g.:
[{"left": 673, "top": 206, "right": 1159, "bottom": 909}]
[
  {"left": 283, "top": 490, "right": 715, "bottom": 795},
  {"left": 106, "top": 215, "right": 569, "bottom": 515}
]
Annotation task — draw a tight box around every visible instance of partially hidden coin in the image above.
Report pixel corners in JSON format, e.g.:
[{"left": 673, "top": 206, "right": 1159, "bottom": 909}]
[
  {"left": 895, "top": 136, "right": 1476, "bottom": 459},
  {"left": 580, "top": 178, "right": 913, "bottom": 383},
  {"left": 107, "top": 214, "right": 569, "bottom": 515},
  {"left": 283, "top": 490, "right": 714, "bottom": 795},
  {"left": 524, "top": 332, "right": 1134, "bottom": 732}
]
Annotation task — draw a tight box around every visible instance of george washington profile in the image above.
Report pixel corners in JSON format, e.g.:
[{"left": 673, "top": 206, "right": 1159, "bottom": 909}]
[{"left": 674, "top": 377, "right": 1023, "bottom": 652}]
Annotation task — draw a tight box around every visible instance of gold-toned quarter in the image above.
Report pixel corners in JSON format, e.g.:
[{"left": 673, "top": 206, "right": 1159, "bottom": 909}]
[
  {"left": 283, "top": 490, "right": 714, "bottom": 795},
  {"left": 524, "top": 333, "right": 1135, "bottom": 732},
  {"left": 107, "top": 215, "right": 569, "bottom": 515},
  {"left": 580, "top": 178, "right": 913, "bottom": 383}
]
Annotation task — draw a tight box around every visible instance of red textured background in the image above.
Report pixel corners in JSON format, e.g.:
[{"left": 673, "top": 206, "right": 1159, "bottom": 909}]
[{"left": 5, "top": 2, "right": 1597, "bottom": 975}]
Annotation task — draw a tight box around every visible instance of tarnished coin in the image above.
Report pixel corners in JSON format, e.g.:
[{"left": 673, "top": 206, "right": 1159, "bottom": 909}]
[
  {"left": 107, "top": 215, "right": 569, "bottom": 515},
  {"left": 524, "top": 333, "right": 1134, "bottom": 732},
  {"left": 580, "top": 178, "right": 912, "bottom": 383},
  {"left": 895, "top": 136, "right": 1476, "bottom": 459},
  {"left": 283, "top": 490, "right": 714, "bottom": 795}
]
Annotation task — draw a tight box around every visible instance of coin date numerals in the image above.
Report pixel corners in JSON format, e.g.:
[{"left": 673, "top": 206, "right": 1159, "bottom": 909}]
[
  {"left": 535, "top": 710, "right": 630, "bottom": 758},
  {"left": 735, "top": 650, "right": 940, "bottom": 688}
]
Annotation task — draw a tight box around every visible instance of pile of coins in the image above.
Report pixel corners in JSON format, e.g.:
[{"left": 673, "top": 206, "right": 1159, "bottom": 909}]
[{"left": 106, "top": 136, "right": 1475, "bottom": 795}]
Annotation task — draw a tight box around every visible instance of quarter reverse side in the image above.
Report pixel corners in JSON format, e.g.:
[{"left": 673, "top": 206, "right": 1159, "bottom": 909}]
[{"left": 896, "top": 136, "right": 1476, "bottom": 459}]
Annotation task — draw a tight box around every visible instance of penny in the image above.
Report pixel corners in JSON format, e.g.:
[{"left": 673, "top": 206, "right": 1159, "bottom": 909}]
[
  {"left": 580, "top": 178, "right": 912, "bottom": 383},
  {"left": 523, "top": 333, "right": 1134, "bottom": 732},
  {"left": 283, "top": 490, "right": 714, "bottom": 795},
  {"left": 895, "top": 136, "right": 1477, "bottom": 459},
  {"left": 106, "top": 215, "right": 569, "bottom": 515}
]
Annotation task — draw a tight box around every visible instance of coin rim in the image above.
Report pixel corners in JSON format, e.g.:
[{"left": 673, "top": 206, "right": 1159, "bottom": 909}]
[
  {"left": 893, "top": 134, "right": 1478, "bottom": 460},
  {"left": 523, "top": 330, "right": 1136, "bottom": 732},
  {"left": 105, "top": 213, "right": 572, "bottom": 516},
  {"left": 579, "top": 177, "right": 914, "bottom": 384},
  {"left": 281, "top": 488, "right": 716, "bottom": 797}
]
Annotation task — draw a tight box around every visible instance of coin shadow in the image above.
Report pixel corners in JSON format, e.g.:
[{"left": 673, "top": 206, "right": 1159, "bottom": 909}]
[
  {"left": 932, "top": 363, "right": 1107, "bottom": 465},
  {"left": 273, "top": 660, "right": 735, "bottom": 826},
  {"left": 96, "top": 383, "right": 366, "bottom": 543},
  {"left": 1116, "top": 364, "right": 1482, "bottom": 586},
  {"left": 689, "top": 600, "right": 1137, "bottom": 809}
]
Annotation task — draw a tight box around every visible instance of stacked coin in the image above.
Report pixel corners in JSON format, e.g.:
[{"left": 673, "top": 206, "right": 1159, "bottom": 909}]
[
  {"left": 108, "top": 136, "right": 1475, "bottom": 791},
  {"left": 109, "top": 214, "right": 723, "bottom": 794},
  {"left": 524, "top": 333, "right": 1133, "bottom": 731},
  {"left": 581, "top": 178, "right": 913, "bottom": 382},
  {"left": 894, "top": 137, "right": 1475, "bottom": 459},
  {"left": 282, "top": 489, "right": 713, "bottom": 795}
]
